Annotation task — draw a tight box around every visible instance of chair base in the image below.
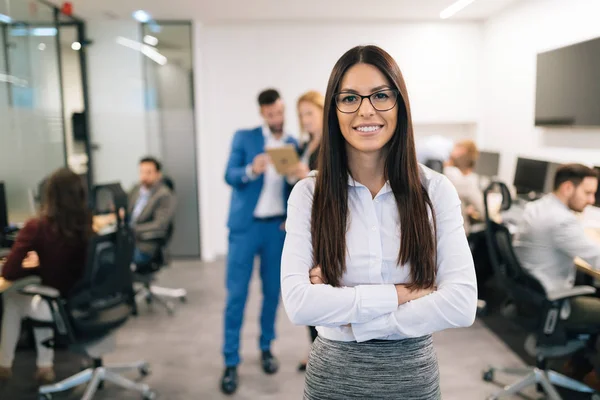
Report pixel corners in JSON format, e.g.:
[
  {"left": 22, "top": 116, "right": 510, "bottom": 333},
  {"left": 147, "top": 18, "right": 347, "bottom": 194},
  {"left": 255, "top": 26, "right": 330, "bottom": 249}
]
[
  {"left": 38, "top": 361, "right": 155, "bottom": 400},
  {"left": 484, "top": 365, "right": 597, "bottom": 400},
  {"left": 136, "top": 284, "right": 187, "bottom": 316}
]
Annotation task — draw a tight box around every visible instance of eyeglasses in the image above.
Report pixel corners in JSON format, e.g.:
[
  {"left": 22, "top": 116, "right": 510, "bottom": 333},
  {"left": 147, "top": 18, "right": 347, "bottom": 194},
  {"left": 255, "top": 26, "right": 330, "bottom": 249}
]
[{"left": 334, "top": 89, "right": 399, "bottom": 114}]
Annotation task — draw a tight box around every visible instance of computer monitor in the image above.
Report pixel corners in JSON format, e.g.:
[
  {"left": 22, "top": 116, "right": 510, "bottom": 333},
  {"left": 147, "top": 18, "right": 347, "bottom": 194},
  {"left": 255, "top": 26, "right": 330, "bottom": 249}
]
[
  {"left": 0, "top": 182, "right": 8, "bottom": 232},
  {"left": 513, "top": 157, "right": 549, "bottom": 196},
  {"left": 475, "top": 151, "right": 500, "bottom": 178},
  {"left": 543, "top": 162, "right": 562, "bottom": 193}
]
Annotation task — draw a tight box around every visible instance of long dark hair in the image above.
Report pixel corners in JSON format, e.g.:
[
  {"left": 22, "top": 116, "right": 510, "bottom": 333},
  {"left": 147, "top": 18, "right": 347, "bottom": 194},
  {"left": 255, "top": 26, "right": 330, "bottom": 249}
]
[
  {"left": 311, "top": 45, "right": 437, "bottom": 289},
  {"left": 42, "top": 168, "right": 93, "bottom": 242}
]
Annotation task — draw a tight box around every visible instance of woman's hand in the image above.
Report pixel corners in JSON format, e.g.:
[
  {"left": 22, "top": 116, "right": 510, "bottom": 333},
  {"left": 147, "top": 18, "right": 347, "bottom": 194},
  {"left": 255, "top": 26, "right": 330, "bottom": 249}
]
[
  {"left": 309, "top": 265, "right": 327, "bottom": 284},
  {"left": 394, "top": 284, "right": 436, "bottom": 305},
  {"left": 22, "top": 251, "right": 39, "bottom": 269}
]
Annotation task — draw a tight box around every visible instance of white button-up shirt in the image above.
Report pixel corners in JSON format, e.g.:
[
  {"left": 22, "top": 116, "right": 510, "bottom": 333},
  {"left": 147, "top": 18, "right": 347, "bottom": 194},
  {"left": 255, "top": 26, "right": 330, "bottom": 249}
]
[
  {"left": 513, "top": 194, "right": 600, "bottom": 293},
  {"left": 247, "top": 126, "right": 288, "bottom": 218},
  {"left": 281, "top": 166, "right": 477, "bottom": 342}
]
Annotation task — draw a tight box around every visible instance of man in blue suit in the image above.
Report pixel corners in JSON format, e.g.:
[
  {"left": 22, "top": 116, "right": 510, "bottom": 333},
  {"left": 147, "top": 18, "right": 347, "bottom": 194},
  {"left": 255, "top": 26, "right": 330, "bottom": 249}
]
[{"left": 221, "top": 89, "right": 298, "bottom": 395}]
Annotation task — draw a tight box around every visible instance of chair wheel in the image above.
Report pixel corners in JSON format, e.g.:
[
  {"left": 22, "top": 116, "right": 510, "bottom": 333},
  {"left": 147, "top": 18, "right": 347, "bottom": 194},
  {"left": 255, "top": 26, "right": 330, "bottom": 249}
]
[
  {"left": 39, "top": 395, "right": 52, "bottom": 400},
  {"left": 140, "top": 364, "right": 151, "bottom": 377},
  {"left": 482, "top": 368, "right": 494, "bottom": 382},
  {"left": 179, "top": 296, "right": 187, "bottom": 303},
  {"left": 143, "top": 390, "right": 157, "bottom": 399}
]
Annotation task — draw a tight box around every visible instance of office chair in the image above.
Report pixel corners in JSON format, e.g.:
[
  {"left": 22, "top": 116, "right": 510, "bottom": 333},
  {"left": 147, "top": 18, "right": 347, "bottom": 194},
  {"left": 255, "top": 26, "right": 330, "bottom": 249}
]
[
  {"left": 133, "top": 176, "right": 187, "bottom": 315},
  {"left": 424, "top": 158, "right": 444, "bottom": 173},
  {"left": 21, "top": 218, "right": 156, "bottom": 400},
  {"left": 481, "top": 181, "right": 600, "bottom": 400}
]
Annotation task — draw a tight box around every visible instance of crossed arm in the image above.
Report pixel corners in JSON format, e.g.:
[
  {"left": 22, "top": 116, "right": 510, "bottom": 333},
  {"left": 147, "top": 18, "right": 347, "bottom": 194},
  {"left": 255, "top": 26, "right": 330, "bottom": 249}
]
[{"left": 280, "top": 177, "right": 478, "bottom": 342}]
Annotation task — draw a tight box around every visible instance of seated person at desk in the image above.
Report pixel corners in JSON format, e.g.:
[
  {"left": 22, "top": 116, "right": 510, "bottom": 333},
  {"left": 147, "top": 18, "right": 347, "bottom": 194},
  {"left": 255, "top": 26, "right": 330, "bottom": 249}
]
[
  {"left": 128, "top": 157, "right": 176, "bottom": 265},
  {"left": 513, "top": 163, "right": 600, "bottom": 384},
  {"left": 443, "top": 140, "right": 484, "bottom": 233},
  {"left": 0, "top": 168, "right": 92, "bottom": 383}
]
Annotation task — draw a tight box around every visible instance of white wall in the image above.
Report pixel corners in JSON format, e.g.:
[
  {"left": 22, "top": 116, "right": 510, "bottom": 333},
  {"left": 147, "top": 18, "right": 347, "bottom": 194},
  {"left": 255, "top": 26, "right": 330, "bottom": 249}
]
[
  {"left": 481, "top": 0, "right": 600, "bottom": 183},
  {"left": 195, "top": 22, "right": 484, "bottom": 259},
  {"left": 87, "top": 20, "right": 148, "bottom": 190}
]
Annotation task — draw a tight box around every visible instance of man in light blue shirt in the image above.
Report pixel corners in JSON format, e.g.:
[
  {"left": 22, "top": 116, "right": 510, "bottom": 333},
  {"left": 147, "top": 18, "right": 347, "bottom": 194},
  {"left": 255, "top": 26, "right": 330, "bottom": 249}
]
[
  {"left": 513, "top": 163, "right": 600, "bottom": 386},
  {"left": 221, "top": 89, "right": 298, "bottom": 394}
]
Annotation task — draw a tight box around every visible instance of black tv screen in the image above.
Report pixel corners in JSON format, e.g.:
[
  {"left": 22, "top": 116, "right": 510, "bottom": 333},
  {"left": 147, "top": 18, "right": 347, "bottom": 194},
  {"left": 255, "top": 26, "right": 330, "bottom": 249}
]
[{"left": 535, "top": 37, "right": 600, "bottom": 127}]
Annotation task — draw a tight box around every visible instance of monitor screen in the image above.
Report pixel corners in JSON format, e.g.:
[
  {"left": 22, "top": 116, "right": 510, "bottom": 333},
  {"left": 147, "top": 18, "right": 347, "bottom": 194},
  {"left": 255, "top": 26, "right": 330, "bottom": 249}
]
[
  {"left": 474, "top": 151, "right": 500, "bottom": 178},
  {"left": 535, "top": 37, "right": 600, "bottom": 126},
  {"left": 513, "top": 157, "right": 549, "bottom": 195},
  {"left": 543, "top": 162, "right": 562, "bottom": 193}
]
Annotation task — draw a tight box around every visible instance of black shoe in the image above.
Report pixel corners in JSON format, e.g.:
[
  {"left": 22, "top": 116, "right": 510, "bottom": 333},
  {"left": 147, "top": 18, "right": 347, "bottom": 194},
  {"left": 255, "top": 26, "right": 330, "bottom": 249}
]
[
  {"left": 261, "top": 350, "right": 279, "bottom": 375},
  {"left": 220, "top": 366, "right": 238, "bottom": 395}
]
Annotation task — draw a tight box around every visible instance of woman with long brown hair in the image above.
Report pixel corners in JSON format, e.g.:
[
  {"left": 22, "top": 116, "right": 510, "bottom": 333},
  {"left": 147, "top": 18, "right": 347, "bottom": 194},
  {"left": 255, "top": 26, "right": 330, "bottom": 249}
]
[
  {"left": 281, "top": 46, "right": 477, "bottom": 398},
  {"left": 0, "top": 168, "right": 92, "bottom": 383}
]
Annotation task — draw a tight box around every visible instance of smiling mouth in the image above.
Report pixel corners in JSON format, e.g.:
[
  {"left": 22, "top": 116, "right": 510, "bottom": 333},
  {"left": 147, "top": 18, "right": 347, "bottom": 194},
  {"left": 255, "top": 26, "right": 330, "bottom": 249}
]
[{"left": 353, "top": 125, "right": 384, "bottom": 135}]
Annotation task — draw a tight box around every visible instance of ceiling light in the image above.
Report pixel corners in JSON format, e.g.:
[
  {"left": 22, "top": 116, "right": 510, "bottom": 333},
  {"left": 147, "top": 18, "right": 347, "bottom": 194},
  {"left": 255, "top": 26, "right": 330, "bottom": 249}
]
[
  {"left": 440, "top": 0, "right": 476, "bottom": 19},
  {"left": 143, "top": 35, "right": 158, "bottom": 46},
  {"left": 11, "top": 27, "right": 57, "bottom": 37},
  {"left": 116, "top": 36, "right": 167, "bottom": 66},
  {"left": 132, "top": 10, "right": 152, "bottom": 23},
  {"left": 0, "top": 13, "right": 12, "bottom": 23},
  {"left": 38, "top": 43, "right": 46, "bottom": 51},
  {"left": 71, "top": 42, "right": 81, "bottom": 50}
]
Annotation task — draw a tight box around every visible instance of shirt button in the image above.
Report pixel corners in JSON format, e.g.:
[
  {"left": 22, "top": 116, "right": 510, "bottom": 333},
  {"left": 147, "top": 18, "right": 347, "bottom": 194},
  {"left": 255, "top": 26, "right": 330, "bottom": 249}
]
[{"left": 371, "top": 226, "right": 377, "bottom": 231}]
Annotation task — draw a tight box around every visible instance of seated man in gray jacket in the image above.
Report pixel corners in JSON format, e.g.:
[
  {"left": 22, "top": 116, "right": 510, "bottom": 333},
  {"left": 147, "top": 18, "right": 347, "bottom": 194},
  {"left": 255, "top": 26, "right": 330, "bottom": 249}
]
[
  {"left": 128, "top": 157, "right": 176, "bottom": 265},
  {"left": 513, "top": 163, "right": 600, "bottom": 386}
]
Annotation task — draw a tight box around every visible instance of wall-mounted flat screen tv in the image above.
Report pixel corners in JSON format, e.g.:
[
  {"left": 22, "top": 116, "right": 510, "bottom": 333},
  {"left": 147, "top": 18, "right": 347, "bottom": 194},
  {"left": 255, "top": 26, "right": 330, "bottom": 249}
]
[{"left": 535, "top": 37, "right": 600, "bottom": 127}]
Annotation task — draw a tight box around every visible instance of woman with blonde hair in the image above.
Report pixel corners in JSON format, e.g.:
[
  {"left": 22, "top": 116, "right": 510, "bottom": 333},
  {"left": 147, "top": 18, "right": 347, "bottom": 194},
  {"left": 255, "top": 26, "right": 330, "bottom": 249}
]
[
  {"left": 290, "top": 91, "right": 325, "bottom": 181},
  {"left": 292, "top": 90, "right": 324, "bottom": 371}
]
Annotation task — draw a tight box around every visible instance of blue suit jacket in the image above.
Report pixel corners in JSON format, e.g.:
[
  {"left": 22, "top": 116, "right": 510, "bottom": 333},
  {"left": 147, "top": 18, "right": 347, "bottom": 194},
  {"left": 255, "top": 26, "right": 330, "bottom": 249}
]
[{"left": 225, "top": 126, "right": 299, "bottom": 233}]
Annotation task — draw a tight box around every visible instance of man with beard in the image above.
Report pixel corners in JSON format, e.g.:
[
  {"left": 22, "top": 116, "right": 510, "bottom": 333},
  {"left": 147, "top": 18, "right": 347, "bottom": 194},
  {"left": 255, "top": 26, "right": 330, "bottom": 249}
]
[
  {"left": 221, "top": 89, "right": 298, "bottom": 395},
  {"left": 514, "top": 163, "right": 600, "bottom": 387}
]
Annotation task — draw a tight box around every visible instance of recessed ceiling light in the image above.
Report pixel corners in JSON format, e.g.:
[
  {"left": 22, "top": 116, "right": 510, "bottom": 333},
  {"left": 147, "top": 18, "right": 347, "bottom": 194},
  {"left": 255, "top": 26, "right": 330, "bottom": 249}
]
[
  {"left": 440, "top": 0, "right": 477, "bottom": 19},
  {"left": 132, "top": 10, "right": 152, "bottom": 23},
  {"left": 143, "top": 35, "right": 158, "bottom": 46},
  {"left": 71, "top": 42, "right": 81, "bottom": 51}
]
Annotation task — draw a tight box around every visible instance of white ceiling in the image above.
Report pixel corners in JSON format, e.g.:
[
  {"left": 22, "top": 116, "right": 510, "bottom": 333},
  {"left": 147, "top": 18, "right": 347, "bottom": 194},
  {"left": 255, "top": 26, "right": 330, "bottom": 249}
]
[{"left": 56, "top": 0, "right": 521, "bottom": 22}]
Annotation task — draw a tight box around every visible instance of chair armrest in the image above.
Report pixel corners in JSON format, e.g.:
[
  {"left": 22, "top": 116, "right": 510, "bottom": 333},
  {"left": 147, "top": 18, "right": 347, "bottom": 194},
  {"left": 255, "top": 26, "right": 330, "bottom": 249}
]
[
  {"left": 547, "top": 285, "right": 596, "bottom": 301},
  {"left": 20, "top": 284, "right": 60, "bottom": 300}
]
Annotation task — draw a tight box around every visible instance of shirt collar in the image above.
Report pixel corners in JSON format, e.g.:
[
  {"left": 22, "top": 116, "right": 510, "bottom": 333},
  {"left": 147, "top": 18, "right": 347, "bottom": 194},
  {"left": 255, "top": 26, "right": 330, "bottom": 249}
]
[
  {"left": 262, "top": 124, "right": 288, "bottom": 140},
  {"left": 347, "top": 175, "right": 392, "bottom": 196},
  {"left": 548, "top": 192, "right": 570, "bottom": 211}
]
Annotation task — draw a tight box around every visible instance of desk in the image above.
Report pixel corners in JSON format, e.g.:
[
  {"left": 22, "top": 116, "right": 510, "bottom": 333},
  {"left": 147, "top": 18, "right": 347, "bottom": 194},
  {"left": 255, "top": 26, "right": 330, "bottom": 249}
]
[{"left": 575, "top": 229, "right": 600, "bottom": 280}]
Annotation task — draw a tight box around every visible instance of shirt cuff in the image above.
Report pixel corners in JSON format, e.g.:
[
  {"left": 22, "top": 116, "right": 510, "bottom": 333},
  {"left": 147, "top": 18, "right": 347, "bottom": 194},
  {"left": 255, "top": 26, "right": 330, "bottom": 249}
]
[
  {"left": 245, "top": 164, "right": 259, "bottom": 181},
  {"left": 355, "top": 284, "right": 398, "bottom": 320},
  {"left": 352, "top": 313, "right": 394, "bottom": 342}
]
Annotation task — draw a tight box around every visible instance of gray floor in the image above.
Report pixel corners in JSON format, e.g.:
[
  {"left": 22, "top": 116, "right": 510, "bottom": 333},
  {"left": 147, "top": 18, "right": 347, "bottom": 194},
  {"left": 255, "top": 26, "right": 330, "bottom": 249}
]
[{"left": 2, "top": 259, "right": 541, "bottom": 399}]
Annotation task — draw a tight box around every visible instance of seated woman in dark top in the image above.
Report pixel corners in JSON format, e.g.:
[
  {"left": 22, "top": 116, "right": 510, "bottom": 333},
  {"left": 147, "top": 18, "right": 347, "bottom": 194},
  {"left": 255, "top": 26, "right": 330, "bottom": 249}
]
[{"left": 0, "top": 168, "right": 92, "bottom": 383}]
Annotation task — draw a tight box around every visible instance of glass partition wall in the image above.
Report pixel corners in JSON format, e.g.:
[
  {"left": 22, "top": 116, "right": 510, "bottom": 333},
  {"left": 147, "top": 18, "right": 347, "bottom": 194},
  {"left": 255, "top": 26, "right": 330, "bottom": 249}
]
[{"left": 0, "top": 0, "right": 90, "bottom": 223}]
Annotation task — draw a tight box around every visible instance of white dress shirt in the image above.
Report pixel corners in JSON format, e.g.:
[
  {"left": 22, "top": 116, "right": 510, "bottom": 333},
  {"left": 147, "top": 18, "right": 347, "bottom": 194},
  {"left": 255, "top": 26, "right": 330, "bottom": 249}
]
[
  {"left": 247, "top": 126, "right": 287, "bottom": 218},
  {"left": 513, "top": 194, "right": 600, "bottom": 293},
  {"left": 281, "top": 166, "right": 478, "bottom": 343}
]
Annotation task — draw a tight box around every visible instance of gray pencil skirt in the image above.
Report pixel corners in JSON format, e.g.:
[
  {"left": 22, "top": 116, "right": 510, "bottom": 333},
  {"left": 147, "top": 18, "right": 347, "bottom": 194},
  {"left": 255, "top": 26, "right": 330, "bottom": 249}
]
[{"left": 304, "top": 335, "right": 441, "bottom": 400}]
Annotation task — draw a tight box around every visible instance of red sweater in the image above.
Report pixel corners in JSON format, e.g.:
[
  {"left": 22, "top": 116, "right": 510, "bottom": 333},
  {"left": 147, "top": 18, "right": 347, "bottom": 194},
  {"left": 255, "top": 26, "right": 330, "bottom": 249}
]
[{"left": 1, "top": 217, "right": 87, "bottom": 296}]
